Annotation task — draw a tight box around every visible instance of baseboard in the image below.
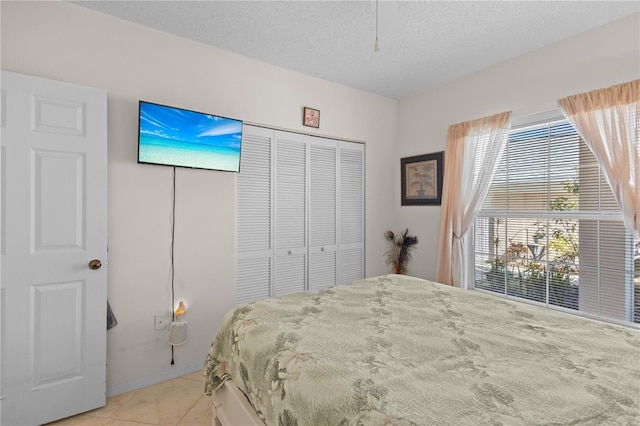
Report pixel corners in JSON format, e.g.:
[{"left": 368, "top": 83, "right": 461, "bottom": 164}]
[{"left": 106, "top": 361, "right": 203, "bottom": 397}]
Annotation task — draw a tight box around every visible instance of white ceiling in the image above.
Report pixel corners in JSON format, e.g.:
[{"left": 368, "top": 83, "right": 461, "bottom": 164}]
[{"left": 72, "top": 1, "right": 639, "bottom": 99}]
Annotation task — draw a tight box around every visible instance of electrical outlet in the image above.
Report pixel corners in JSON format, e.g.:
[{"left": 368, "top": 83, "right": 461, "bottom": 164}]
[{"left": 154, "top": 314, "right": 168, "bottom": 330}]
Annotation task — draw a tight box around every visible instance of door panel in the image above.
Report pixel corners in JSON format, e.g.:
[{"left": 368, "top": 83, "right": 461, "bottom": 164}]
[
  {"left": 274, "top": 253, "right": 306, "bottom": 297},
  {"left": 309, "top": 250, "right": 336, "bottom": 291},
  {"left": 1, "top": 71, "right": 107, "bottom": 426},
  {"left": 237, "top": 257, "right": 271, "bottom": 305},
  {"left": 236, "top": 126, "right": 274, "bottom": 305},
  {"left": 34, "top": 150, "right": 85, "bottom": 251},
  {"left": 274, "top": 132, "right": 307, "bottom": 296},
  {"left": 338, "top": 142, "right": 365, "bottom": 285},
  {"left": 32, "top": 281, "right": 83, "bottom": 386},
  {"left": 308, "top": 138, "right": 338, "bottom": 290}
]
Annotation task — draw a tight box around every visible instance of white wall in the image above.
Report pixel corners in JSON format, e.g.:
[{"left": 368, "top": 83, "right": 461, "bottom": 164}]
[
  {"left": 1, "top": 1, "right": 397, "bottom": 394},
  {"left": 395, "top": 13, "right": 640, "bottom": 281}
]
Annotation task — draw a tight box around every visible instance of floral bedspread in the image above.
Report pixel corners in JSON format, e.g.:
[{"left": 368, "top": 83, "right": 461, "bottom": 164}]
[{"left": 204, "top": 274, "right": 640, "bottom": 425}]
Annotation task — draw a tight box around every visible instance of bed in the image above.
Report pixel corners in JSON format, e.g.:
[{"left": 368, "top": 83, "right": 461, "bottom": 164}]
[{"left": 204, "top": 274, "right": 640, "bottom": 425}]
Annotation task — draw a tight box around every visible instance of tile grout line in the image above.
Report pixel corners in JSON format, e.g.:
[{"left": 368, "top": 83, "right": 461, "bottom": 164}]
[{"left": 174, "top": 393, "right": 208, "bottom": 426}]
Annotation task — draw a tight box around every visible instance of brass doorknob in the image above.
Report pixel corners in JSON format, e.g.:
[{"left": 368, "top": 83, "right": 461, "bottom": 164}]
[{"left": 89, "top": 259, "right": 102, "bottom": 270}]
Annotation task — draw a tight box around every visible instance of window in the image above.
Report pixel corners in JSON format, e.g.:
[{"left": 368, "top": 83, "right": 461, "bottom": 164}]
[{"left": 474, "top": 115, "right": 638, "bottom": 325}]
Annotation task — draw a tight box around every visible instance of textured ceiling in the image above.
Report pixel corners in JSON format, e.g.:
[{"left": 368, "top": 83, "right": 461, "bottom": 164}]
[{"left": 72, "top": 1, "right": 639, "bottom": 99}]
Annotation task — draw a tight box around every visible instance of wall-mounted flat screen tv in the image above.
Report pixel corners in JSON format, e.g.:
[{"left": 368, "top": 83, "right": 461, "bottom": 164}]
[{"left": 138, "top": 101, "right": 243, "bottom": 172}]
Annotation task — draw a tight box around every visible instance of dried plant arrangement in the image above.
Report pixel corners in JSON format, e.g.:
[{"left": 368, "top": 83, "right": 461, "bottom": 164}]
[{"left": 384, "top": 228, "right": 418, "bottom": 274}]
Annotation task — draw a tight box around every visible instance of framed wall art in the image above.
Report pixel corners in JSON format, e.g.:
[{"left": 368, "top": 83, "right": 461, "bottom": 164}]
[
  {"left": 303, "top": 107, "right": 320, "bottom": 128},
  {"left": 401, "top": 151, "right": 444, "bottom": 206}
]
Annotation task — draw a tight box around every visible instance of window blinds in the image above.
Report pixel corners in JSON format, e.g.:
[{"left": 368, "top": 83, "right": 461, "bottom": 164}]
[{"left": 474, "top": 118, "right": 637, "bottom": 325}]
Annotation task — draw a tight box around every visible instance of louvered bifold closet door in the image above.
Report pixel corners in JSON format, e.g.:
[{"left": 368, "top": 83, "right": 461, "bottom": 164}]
[
  {"left": 338, "top": 142, "right": 365, "bottom": 285},
  {"left": 236, "top": 125, "right": 273, "bottom": 305},
  {"left": 308, "top": 137, "right": 338, "bottom": 291},
  {"left": 273, "top": 131, "right": 307, "bottom": 297}
]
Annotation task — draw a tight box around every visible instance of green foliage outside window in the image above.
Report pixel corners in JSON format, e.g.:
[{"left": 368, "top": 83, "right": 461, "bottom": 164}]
[{"left": 479, "top": 177, "right": 580, "bottom": 309}]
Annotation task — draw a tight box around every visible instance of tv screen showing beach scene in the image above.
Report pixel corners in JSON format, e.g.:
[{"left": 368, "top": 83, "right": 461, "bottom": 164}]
[{"left": 138, "top": 101, "right": 243, "bottom": 172}]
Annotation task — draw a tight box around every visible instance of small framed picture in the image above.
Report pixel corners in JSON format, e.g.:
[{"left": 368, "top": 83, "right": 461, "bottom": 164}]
[
  {"left": 303, "top": 107, "right": 320, "bottom": 128},
  {"left": 401, "top": 151, "right": 444, "bottom": 206}
]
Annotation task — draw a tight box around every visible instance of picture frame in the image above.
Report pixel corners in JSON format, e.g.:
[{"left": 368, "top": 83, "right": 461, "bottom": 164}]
[
  {"left": 303, "top": 107, "right": 320, "bottom": 128},
  {"left": 401, "top": 151, "right": 444, "bottom": 206}
]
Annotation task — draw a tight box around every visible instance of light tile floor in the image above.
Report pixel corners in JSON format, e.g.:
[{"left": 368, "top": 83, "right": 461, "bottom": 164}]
[{"left": 46, "top": 372, "right": 210, "bottom": 426}]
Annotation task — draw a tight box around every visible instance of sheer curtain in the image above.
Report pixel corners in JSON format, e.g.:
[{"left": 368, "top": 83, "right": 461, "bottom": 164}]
[
  {"left": 558, "top": 80, "right": 639, "bottom": 236},
  {"left": 436, "top": 112, "right": 511, "bottom": 287}
]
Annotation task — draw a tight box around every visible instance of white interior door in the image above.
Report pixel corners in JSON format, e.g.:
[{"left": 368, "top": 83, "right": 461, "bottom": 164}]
[
  {"left": 308, "top": 137, "right": 338, "bottom": 291},
  {"left": 236, "top": 125, "right": 273, "bottom": 305},
  {"left": 273, "top": 131, "right": 307, "bottom": 296},
  {"left": 0, "top": 71, "right": 108, "bottom": 425},
  {"left": 338, "top": 142, "right": 365, "bottom": 285}
]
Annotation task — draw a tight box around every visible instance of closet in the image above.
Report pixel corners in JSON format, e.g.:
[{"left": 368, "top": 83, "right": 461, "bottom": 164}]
[{"left": 236, "top": 125, "right": 364, "bottom": 305}]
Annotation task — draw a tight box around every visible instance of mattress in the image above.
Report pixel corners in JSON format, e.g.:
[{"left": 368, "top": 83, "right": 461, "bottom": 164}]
[{"left": 204, "top": 274, "right": 640, "bottom": 425}]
